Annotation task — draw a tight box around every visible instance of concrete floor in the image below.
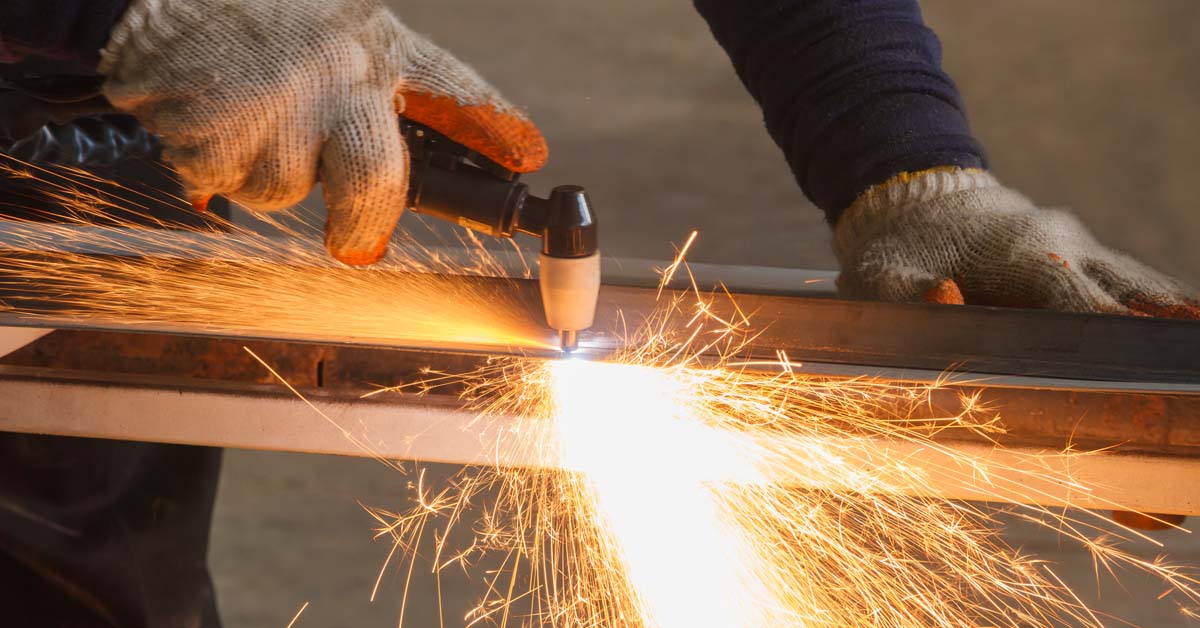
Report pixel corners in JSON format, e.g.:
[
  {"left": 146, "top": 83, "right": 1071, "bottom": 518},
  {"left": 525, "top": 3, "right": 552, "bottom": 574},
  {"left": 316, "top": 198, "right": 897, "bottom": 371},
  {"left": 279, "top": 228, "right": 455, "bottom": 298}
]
[{"left": 209, "top": 1, "right": 1200, "bottom": 626}]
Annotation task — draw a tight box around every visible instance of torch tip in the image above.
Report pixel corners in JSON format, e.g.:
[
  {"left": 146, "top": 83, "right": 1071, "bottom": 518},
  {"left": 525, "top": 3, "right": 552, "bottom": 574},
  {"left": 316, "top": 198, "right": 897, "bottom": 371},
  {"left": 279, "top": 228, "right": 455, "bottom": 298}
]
[{"left": 559, "top": 329, "right": 578, "bottom": 354}]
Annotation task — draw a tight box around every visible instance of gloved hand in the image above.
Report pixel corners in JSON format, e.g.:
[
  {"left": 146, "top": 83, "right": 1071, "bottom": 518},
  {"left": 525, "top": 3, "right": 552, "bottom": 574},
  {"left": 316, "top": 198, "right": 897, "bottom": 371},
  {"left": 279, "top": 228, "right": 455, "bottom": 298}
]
[
  {"left": 834, "top": 168, "right": 1200, "bottom": 318},
  {"left": 98, "top": 0, "right": 547, "bottom": 265}
]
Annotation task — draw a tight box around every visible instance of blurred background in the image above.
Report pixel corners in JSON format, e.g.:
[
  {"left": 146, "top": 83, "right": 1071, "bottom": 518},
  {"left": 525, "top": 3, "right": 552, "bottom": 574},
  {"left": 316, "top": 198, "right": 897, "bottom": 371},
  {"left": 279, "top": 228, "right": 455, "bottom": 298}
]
[{"left": 210, "top": 1, "right": 1200, "bottom": 626}]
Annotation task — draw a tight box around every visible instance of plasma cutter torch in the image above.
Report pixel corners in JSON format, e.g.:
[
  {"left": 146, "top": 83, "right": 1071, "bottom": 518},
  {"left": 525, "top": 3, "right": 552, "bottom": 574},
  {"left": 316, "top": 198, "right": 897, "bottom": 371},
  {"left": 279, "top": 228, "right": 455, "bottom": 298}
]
[
  {"left": 399, "top": 119, "right": 600, "bottom": 353},
  {"left": 0, "top": 74, "right": 602, "bottom": 353}
]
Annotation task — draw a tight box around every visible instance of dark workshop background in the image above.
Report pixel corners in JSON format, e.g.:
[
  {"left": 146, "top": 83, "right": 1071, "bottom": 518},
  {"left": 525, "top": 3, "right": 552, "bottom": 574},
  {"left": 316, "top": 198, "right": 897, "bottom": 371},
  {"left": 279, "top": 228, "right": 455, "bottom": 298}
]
[{"left": 211, "top": 2, "right": 1200, "bottom": 626}]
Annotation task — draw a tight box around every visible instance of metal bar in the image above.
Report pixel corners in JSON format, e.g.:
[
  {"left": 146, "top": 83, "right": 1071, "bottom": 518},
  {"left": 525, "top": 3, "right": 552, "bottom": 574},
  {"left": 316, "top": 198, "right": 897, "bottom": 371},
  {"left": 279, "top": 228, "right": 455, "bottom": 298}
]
[
  {"left": 582, "top": 286, "right": 1200, "bottom": 384},
  {"left": 0, "top": 223, "right": 1194, "bottom": 382},
  {"left": 0, "top": 277, "right": 1196, "bottom": 383},
  {"left": 0, "top": 363, "right": 1195, "bottom": 515},
  {"left": 0, "top": 326, "right": 52, "bottom": 358},
  {"left": 0, "top": 223, "right": 1196, "bottom": 513},
  {"left": 7, "top": 329, "right": 1199, "bottom": 448}
]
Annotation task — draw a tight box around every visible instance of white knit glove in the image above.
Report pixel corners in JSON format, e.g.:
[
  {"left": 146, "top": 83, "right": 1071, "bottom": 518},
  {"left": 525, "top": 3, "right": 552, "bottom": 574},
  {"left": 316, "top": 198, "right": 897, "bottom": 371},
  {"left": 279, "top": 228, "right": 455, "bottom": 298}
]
[
  {"left": 834, "top": 169, "right": 1200, "bottom": 319},
  {"left": 98, "top": 0, "right": 547, "bottom": 265}
]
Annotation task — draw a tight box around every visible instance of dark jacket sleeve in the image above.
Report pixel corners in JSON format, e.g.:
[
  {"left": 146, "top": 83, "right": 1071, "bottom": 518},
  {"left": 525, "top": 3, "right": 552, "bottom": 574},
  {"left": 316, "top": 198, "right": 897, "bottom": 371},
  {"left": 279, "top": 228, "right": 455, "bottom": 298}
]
[
  {"left": 0, "top": 0, "right": 129, "bottom": 69},
  {"left": 693, "top": 0, "right": 987, "bottom": 223}
]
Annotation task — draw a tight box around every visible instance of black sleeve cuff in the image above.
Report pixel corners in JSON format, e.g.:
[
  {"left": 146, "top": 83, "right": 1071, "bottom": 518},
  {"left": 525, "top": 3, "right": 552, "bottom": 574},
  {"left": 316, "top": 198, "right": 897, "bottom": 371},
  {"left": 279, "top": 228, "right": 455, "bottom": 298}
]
[
  {"left": 693, "top": 0, "right": 987, "bottom": 223},
  {"left": 1, "top": 0, "right": 130, "bottom": 70}
]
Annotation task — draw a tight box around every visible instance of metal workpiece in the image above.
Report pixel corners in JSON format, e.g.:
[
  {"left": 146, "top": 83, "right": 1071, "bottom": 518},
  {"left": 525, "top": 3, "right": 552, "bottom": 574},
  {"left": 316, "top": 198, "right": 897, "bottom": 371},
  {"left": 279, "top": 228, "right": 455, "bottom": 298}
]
[
  {"left": 0, "top": 221, "right": 1198, "bottom": 514},
  {"left": 0, "top": 263, "right": 1195, "bottom": 382},
  {"left": 0, "top": 329, "right": 1197, "bottom": 515},
  {"left": 0, "top": 221, "right": 1189, "bottom": 380},
  {"left": 577, "top": 286, "right": 1200, "bottom": 384}
]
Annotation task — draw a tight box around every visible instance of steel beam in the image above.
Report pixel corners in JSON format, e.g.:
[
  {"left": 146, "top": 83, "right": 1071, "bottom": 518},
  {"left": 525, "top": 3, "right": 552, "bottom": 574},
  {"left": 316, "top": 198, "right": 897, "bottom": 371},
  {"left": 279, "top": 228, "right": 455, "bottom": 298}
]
[
  {"left": 0, "top": 360, "right": 1195, "bottom": 515},
  {"left": 0, "top": 276, "right": 1196, "bottom": 383},
  {"left": 0, "top": 224, "right": 1196, "bottom": 513},
  {"left": 0, "top": 224, "right": 1194, "bottom": 383},
  {"left": 0, "top": 330, "right": 1196, "bottom": 515}
]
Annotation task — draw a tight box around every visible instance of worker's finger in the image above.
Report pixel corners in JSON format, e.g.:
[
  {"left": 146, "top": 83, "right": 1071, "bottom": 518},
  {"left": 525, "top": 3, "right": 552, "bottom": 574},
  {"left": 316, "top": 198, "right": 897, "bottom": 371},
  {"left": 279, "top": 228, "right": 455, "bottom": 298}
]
[
  {"left": 1125, "top": 297, "right": 1200, "bottom": 320},
  {"left": 163, "top": 121, "right": 319, "bottom": 215},
  {"left": 1036, "top": 264, "right": 1124, "bottom": 314},
  {"left": 921, "top": 278, "right": 965, "bottom": 305},
  {"left": 967, "top": 254, "right": 1128, "bottom": 315},
  {"left": 223, "top": 152, "right": 320, "bottom": 212},
  {"left": 394, "top": 25, "right": 547, "bottom": 173},
  {"left": 147, "top": 95, "right": 318, "bottom": 213},
  {"left": 1083, "top": 256, "right": 1200, "bottom": 320},
  {"left": 224, "top": 123, "right": 322, "bottom": 211},
  {"left": 319, "top": 97, "right": 409, "bottom": 266},
  {"left": 160, "top": 135, "right": 254, "bottom": 208},
  {"left": 837, "top": 265, "right": 954, "bottom": 304},
  {"left": 1035, "top": 270, "right": 1128, "bottom": 315}
]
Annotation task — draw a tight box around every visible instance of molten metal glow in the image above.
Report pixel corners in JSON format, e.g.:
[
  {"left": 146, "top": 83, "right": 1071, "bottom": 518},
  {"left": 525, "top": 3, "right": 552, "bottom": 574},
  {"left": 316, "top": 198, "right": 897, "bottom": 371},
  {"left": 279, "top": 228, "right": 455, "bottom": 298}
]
[
  {"left": 372, "top": 301, "right": 1200, "bottom": 628},
  {"left": 549, "top": 360, "right": 766, "bottom": 627},
  {"left": 369, "top": 254, "right": 1200, "bottom": 628}
]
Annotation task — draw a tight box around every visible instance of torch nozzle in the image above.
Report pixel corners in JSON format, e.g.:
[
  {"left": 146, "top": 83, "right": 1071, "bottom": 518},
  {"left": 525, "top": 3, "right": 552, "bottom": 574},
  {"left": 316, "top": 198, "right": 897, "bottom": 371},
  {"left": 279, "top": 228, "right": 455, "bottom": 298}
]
[{"left": 559, "top": 330, "right": 578, "bottom": 354}]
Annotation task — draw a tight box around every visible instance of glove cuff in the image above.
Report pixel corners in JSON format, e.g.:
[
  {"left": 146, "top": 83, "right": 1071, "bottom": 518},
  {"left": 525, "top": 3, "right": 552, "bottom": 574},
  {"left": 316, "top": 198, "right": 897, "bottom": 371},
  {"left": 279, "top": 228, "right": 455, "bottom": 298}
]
[{"left": 834, "top": 167, "right": 999, "bottom": 258}]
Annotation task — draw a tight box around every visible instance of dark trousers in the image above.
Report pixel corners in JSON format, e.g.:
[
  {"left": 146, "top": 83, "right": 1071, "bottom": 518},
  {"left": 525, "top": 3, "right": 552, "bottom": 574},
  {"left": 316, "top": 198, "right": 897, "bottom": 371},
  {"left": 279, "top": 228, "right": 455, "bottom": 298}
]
[
  {"left": 0, "top": 435, "right": 223, "bottom": 627},
  {"left": 0, "top": 114, "right": 229, "bottom": 626}
]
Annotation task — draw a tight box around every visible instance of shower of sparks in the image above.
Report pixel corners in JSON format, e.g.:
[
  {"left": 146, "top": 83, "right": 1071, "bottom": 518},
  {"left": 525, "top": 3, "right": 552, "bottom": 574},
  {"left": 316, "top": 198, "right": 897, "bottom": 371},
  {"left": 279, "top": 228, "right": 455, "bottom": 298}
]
[
  {"left": 0, "top": 158, "right": 554, "bottom": 352},
  {"left": 1, "top": 159, "right": 1198, "bottom": 628},
  {"left": 366, "top": 296, "right": 1200, "bottom": 628}
]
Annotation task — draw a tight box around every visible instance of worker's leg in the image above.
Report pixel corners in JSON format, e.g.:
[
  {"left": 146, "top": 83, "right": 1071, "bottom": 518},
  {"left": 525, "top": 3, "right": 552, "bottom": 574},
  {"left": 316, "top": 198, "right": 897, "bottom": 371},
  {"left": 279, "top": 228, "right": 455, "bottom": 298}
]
[
  {"left": 0, "top": 97, "right": 228, "bottom": 625},
  {"left": 0, "top": 433, "right": 223, "bottom": 627}
]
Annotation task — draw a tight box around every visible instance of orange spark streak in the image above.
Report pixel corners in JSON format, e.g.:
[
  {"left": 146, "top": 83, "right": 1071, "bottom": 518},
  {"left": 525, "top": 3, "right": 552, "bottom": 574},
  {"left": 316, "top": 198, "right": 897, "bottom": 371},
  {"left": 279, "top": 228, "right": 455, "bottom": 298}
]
[{"left": 285, "top": 601, "right": 309, "bottom": 628}]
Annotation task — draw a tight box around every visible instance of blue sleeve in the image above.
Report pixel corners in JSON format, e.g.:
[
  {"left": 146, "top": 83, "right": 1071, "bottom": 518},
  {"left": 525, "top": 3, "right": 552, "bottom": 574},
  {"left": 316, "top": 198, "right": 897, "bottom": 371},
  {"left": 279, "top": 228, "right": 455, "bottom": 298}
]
[
  {"left": 692, "top": 0, "right": 987, "bottom": 223},
  {"left": 0, "top": 0, "right": 129, "bottom": 69}
]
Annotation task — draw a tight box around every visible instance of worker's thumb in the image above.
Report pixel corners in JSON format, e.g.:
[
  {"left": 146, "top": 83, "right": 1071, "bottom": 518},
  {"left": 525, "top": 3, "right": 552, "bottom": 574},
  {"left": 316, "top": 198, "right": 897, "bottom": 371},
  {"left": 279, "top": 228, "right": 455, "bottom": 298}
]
[
  {"left": 393, "top": 24, "right": 547, "bottom": 173},
  {"left": 320, "top": 98, "right": 409, "bottom": 266}
]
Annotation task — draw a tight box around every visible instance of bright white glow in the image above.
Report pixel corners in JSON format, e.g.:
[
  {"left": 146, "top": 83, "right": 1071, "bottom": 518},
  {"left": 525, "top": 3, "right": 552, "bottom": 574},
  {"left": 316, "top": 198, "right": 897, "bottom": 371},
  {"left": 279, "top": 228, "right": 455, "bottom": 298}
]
[{"left": 548, "top": 360, "right": 771, "bottom": 628}]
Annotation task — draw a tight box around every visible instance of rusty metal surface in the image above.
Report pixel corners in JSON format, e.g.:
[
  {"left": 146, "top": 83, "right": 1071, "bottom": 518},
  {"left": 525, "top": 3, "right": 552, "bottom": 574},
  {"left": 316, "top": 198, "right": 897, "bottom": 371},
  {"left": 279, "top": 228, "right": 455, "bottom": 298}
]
[
  {"left": 3, "top": 328, "right": 1198, "bottom": 456},
  {"left": 0, "top": 329, "right": 489, "bottom": 394},
  {"left": 0, "top": 348, "right": 1197, "bottom": 515},
  {"left": 0, "top": 327, "right": 1197, "bottom": 515}
]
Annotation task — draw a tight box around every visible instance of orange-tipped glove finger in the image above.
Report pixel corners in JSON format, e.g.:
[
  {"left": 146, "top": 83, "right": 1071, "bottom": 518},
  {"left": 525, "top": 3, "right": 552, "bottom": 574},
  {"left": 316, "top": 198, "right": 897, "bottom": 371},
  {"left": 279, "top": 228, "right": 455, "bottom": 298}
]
[
  {"left": 1085, "top": 253, "right": 1200, "bottom": 319},
  {"left": 834, "top": 264, "right": 962, "bottom": 305},
  {"left": 393, "top": 22, "right": 547, "bottom": 174},
  {"left": 834, "top": 169, "right": 1200, "bottom": 317},
  {"left": 99, "top": 0, "right": 546, "bottom": 265}
]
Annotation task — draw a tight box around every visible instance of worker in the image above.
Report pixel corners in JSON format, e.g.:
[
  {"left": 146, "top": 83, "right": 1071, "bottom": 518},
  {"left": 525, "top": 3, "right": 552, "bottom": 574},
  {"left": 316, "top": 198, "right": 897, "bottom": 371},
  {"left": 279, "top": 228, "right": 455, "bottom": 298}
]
[
  {"left": 5, "top": 0, "right": 1197, "bottom": 312},
  {"left": 0, "top": 0, "right": 1196, "bottom": 625}
]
